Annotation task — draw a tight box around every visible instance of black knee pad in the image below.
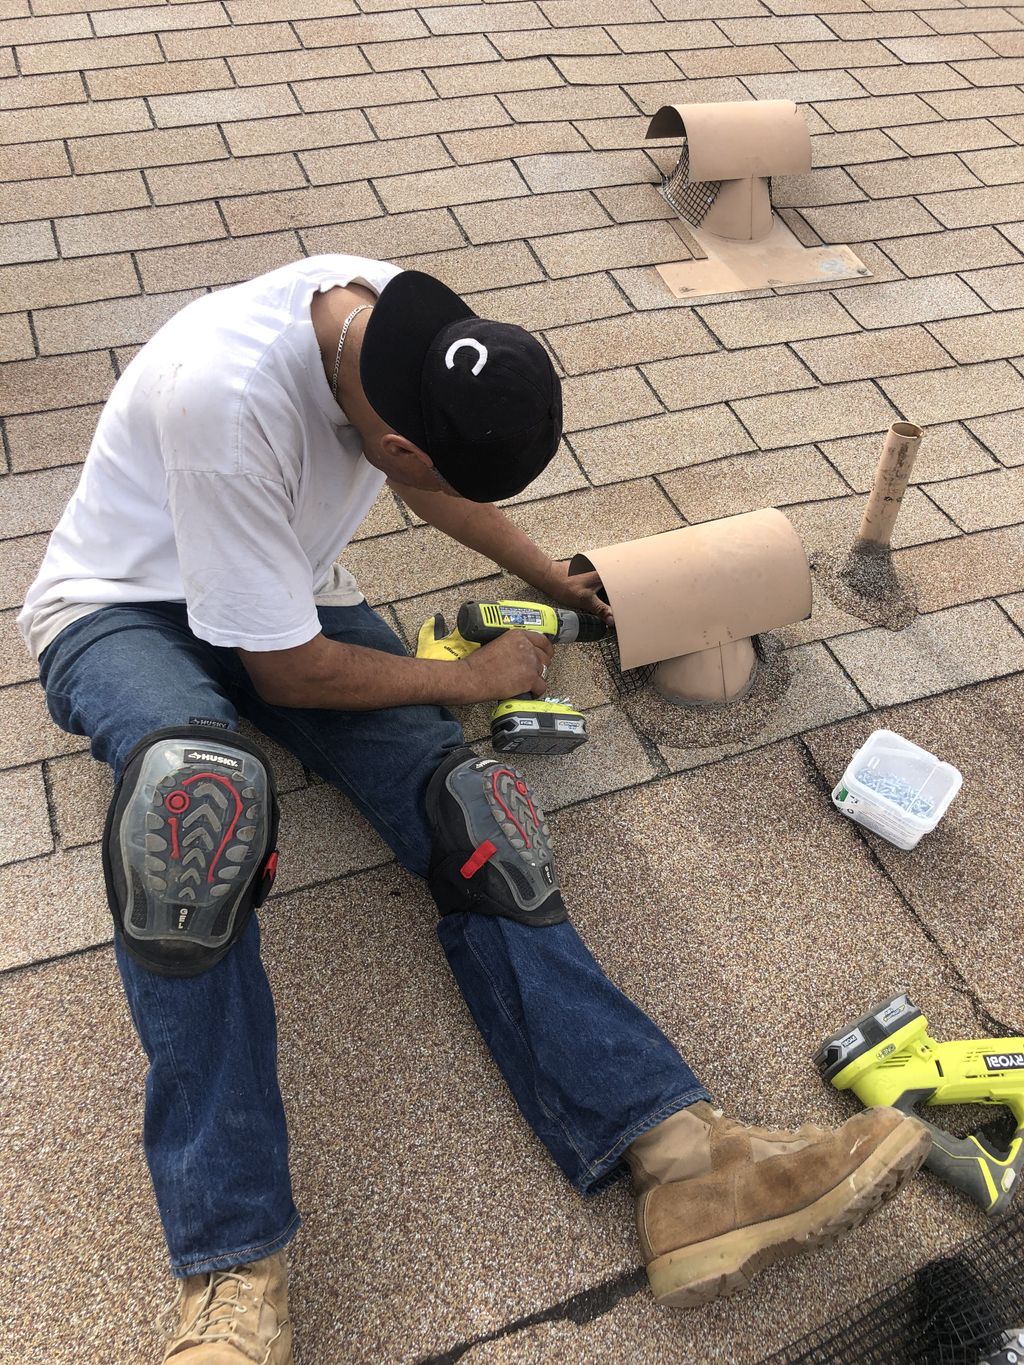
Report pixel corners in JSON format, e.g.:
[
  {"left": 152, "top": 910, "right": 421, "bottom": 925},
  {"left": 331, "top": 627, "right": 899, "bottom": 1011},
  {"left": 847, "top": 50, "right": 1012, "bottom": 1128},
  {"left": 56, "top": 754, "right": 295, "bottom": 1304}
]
[
  {"left": 103, "top": 726, "right": 280, "bottom": 976},
  {"left": 426, "top": 749, "right": 567, "bottom": 927}
]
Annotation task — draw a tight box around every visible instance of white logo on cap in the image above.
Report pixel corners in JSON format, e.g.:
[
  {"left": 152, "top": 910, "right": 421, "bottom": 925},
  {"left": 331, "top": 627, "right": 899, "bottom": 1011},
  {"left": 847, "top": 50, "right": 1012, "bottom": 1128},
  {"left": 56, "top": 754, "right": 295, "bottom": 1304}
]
[{"left": 444, "top": 338, "right": 488, "bottom": 376}]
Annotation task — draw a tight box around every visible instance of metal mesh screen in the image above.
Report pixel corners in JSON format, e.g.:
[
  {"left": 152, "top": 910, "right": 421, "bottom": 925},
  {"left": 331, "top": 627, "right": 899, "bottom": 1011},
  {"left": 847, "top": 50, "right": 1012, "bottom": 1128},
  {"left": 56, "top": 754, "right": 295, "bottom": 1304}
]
[
  {"left": 598, "top": 633, "right": 654, "bottom": 697},
  {"left": 661, "top": 141, "right": 720, "bottom": 228},
  {"left": 758, "top": 1208, "right": 1024, "bottom": 1365}
]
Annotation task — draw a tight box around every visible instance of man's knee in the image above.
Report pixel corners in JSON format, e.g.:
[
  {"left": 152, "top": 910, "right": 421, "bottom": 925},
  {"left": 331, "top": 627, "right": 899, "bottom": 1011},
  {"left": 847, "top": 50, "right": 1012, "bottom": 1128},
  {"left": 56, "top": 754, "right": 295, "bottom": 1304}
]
[
  {"left": 104, "top": 726, "right": 280, "bottom": 977},
  {"left": 424, "top": 749, "right": 567, "bottom": 927}
]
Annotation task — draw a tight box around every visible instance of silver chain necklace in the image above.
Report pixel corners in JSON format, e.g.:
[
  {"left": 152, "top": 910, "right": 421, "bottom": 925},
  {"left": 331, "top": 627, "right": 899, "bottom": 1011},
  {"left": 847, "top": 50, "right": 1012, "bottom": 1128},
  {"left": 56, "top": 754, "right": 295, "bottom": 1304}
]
[{"left": 330, "top": 304, "right": 370, "bottom": 402}]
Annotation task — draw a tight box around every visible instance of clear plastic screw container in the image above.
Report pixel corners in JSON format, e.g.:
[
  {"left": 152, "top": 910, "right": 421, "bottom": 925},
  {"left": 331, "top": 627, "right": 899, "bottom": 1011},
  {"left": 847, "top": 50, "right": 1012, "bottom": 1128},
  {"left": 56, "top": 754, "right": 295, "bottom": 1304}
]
[{"left": 831, "top": 728, "right": 963, "bottom": 850}]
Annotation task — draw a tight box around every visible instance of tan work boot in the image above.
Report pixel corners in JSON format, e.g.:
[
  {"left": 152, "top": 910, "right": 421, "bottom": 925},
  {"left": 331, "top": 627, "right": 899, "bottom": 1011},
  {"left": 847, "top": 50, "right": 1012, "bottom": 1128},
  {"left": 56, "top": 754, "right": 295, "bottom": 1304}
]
[
  {"left": 627, "top": 1102, "right": 930, "bottom": 1308},
  {"left": 162, "top": 1250, "right": 294, "bottom": 1364}
]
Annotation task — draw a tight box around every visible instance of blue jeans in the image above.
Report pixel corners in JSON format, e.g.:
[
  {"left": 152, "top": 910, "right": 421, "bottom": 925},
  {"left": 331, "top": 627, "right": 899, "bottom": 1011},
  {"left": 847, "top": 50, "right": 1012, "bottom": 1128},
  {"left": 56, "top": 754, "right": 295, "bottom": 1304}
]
[{"left": 40, "top": 601, "right": 707, "bottom": 1276}]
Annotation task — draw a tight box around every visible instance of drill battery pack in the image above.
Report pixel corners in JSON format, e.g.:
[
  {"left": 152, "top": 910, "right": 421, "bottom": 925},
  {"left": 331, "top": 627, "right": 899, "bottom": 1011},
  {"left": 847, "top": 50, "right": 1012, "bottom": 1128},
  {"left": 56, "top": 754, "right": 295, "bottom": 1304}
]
[{"left": 490, "top": 698, "right": 588, "bottom": 755}]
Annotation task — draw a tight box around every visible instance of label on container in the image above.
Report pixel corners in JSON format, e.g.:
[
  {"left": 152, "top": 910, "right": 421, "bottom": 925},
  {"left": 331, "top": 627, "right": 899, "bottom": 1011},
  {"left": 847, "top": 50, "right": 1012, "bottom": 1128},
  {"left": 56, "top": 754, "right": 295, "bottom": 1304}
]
[{"left": 832, "top": 783, "right": 924, "bottom": 847}]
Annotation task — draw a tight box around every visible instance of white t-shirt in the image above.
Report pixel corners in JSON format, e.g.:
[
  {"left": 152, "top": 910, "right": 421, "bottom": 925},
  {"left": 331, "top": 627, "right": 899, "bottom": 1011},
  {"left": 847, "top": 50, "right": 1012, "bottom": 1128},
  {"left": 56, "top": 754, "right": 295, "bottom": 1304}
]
[{"left": 18, "top": 253, "right": 401, "bottom": 661}]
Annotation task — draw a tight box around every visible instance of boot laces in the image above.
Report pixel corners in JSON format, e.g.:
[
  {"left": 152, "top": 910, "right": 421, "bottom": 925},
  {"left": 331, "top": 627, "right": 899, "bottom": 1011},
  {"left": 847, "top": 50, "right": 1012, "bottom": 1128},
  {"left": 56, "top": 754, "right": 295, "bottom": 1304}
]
[{"left": 164, "top": 1264, "right": 260, "bottom": 1347}]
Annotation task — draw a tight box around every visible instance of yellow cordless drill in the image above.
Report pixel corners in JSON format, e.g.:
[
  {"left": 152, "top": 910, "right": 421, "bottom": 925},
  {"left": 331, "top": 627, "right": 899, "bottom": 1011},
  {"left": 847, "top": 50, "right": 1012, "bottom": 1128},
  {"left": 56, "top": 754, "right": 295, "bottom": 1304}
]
[
  {"left": 416, "top": 599, "right": 608, "bottom": 755},
  {"left": 815, "top": 994, "right": 1024, "bottom": 1215}
]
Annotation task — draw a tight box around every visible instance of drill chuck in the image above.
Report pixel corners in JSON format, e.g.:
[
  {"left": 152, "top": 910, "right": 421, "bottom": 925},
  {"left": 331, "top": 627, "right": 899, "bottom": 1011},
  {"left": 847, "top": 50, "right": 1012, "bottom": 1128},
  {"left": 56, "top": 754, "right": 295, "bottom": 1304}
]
[{"left": 556, "top": 608, "right": 607, "bottom": 643}]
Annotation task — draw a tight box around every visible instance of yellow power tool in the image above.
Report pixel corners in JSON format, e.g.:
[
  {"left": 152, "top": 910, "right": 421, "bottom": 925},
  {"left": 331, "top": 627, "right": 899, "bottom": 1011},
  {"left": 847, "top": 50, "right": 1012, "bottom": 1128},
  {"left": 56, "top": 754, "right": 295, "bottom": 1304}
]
[
  {"left": 416, "top": 599, "right": 607, "bottom": 755},
  {"left": 815, "top": 994, "right": 1024, "bottom": 1215}
]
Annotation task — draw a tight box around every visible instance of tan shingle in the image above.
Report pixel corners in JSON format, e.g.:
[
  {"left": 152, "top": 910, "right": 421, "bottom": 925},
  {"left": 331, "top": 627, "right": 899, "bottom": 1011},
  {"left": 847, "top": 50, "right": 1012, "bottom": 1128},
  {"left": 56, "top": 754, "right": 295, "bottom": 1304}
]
[
  {"left": 812, "top": 94, "right": 938, "bottom": 131},
  {"left": 422, "top": 2, "right": 546, "bottom": 35},
  {"left": 927, "top": 311, "right": 1024, "bottom": 364},
  {"left": 516, "top": 149, "right": 655, "bottom": 194},
  {"left": 877, "top": 225, "right": 1022, "bottom": 277},
  {"left": 149, "top": 83, "right": 299, "bottom": 129},
  {"left": 454, "top": 191, "right": 608, "bottom": 245},
  {"left": 831, "top": 601, "right": 1024, "bottom": 706},
  {"left": 491, "top": 26, "right": 616, "bottom": 59},
  {"left": 0, "top": 169, "right": 148, "bottom": 223},
  {"left": 374, "top": 161, "right": 526, "bottom": 213},
  {"left": 293, "top": 69, "right": 433, "bottom": 114},
  {"left": 0, "top": 72, "right": 87, "bottom": 110},
  {"left": 56, "top": 202, "right": 225, "bottom": 258},
  {"left": 552, "top": 53, "right": 687, "bottom": 84},
  {"left": 6, "top": 404, "right": 103, "bottom": 471},
  {"left": 91, "top": 2, "right": 229, "bottom": 36},
  {"left": 363, "top": 33, "right": 496, "bottom": 72},
  {"left": 443, "top": 121, "right": 587, "bottom": 165},
  {"left": 888, "top": 118, "right": 1014, "bottom": 155},
  {"left": 466, "top": 275, "right": 628, "bottom": 331},
  {"left": 227, "top": 45, "right": 370, "bottom": 86},
  {"left": 921, "top": 184, "right": 1024, "bottom": 229},
  {"left": 17, "top": 32, "right": 160, "bottom": 74},
  {"left": 644, "top": 346, "right": 817, "bottom": 411},
  {"left": 922, "top": 86, "right": 1024, "bottom": 119},
  {"left": 0, "top": 13, "right": 90, "bottom": 45},
  {"left": 897, "top": 524, "right": 1024, "bottom": 609},
  {"left": 837, "top": 276, "right": 991, "bottom": 328},
  {"left": 794, "top": 326, "right": 954, "bottom": 384},
  {"left": 70, "top": 126, "right": 226, "bottom": 175},
  {"left": 428, "top": 56, "right": 562, "bottom": 98},
  {"left": 499, "top": 83, "right": 635, "bottom": 122},
  {"left": 927, "top": 468, "right": 1024, "bottom": 533},
  {"left": 885, "top": 35, "right": 999, "bottom": 63},
  {"left": 0, "top": 312, "right": 34, "bottom": 363},
  {"left": 539, "top": 0, "right": 661, "bottom": 23},
  {"left": 0, "top": 220, "right": 54, "bottom": 266},
  {"left": 303, "top": 209, "right": 464, "bottom": 261},
  {"left": 738, "top": 70, "right": 867, "bottom": 102},
  {"left": 160, "top": 21, "right": 299, "bottom": 61},
  {"left": 820, "top": 424, "right": 997, "bottom": 492},
  {"left": 673, "top": 43, "right": 794, "bottom": 77},
  {"left": 880, "top": 361, "right": 1024, "bottom": 426},
  {"left": 720, "top": 15, "right": 835, "bottom": 43},
  {"left": 961, "top": 263, "right": 1024, "bottom": 310},
  {"left": 367, "top": 93, "right": 508, "bottom": 139},
  {"left": 86, "top": 58, "right": 234, "bottom": 102},
  {"left": 802, "top": 198, "right": 945, "bottom": 242},
  {"left": 148, "top": 153, "right": 306, "bottom": 206},
  {"left": 546, "top": 308, "right": 715, "bottom": 376},
  {"left": 1, "top": 98, "right": 151, "bottom": 145},
  {"left": 530, "top": 221, "right": 686, "bottom": 279},
  {"left": 0, "top": 254, "right": 138, "bottom": 312},
  {"left": 660, "top": 445, "right": 848, "bottom": 521},
  {"left": 696, "top": 294, "right": 861, "bottom": 349},
  {"left": 293, "top": 11, "right": 424, "bottom": 45},
  {"left": 0, "top": 141, "right": 70, "bottom": 181},
  {"left": 394, "top": 241, "right": 543, "bottom": 295},
  {"left": 300, "top": 136, "right": 452, "bottom": 188},
  {"left": 960, "top": 145, "right": 1024, "bottom": 186},
  {"left": 223, "top": 108, "right": 372, "bottom": 156},
  {"left": 570, "top": 406, "right": 755, "bottom": 484},
  {"left": 848, "top": 154, "right": 983, "bottom": 198},
  {"left": 221, "top": 182, "right": 381, "bottom": 237},
  {"left": 733, "top": 381, "right": 900, "bottom": 447},
  {"left": 782, "top": 39, "right": 898, "bottom": 69},
  {"left": 136, "top": 231, "right": 301, "bottom": 293}
]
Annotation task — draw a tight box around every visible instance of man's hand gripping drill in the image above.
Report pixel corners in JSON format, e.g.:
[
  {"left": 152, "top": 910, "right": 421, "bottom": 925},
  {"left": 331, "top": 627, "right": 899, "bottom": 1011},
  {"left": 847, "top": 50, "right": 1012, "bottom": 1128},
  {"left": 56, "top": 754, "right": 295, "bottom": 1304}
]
[{"left": 416, "top": 600, "right": 608, "bottom": 755}]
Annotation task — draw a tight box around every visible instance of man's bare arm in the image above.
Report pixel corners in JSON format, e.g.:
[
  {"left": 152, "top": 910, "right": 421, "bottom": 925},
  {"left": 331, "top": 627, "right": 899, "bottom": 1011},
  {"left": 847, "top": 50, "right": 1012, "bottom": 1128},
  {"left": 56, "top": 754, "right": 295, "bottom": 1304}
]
[
  {"left": 237, "top": 627, "right": 552, "bottom": 711},
  {"left": 394, "top": 483, "right": 558, "bottom": 590}
]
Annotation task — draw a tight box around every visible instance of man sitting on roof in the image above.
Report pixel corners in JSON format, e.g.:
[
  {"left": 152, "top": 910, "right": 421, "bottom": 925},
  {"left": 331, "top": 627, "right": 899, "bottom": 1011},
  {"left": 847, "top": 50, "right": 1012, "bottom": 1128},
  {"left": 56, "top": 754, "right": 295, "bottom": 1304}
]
[{"left": 19, "top": 257, "right": 929, "bottom": 1364}]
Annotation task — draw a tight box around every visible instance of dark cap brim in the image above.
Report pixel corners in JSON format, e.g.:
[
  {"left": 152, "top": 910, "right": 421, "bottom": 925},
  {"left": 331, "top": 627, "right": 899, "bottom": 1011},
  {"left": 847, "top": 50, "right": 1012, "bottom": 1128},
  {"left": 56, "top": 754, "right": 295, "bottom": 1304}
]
[{"left": 359, "top": 270, "right": 475, "bottom": 452}]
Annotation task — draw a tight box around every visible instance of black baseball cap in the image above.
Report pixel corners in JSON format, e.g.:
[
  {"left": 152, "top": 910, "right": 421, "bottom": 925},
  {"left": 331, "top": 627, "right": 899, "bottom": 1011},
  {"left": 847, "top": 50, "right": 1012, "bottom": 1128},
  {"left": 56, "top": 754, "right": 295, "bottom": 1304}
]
[{"left": 359, "top": 270, "right": 562, "bottom": 502}]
